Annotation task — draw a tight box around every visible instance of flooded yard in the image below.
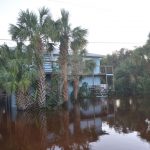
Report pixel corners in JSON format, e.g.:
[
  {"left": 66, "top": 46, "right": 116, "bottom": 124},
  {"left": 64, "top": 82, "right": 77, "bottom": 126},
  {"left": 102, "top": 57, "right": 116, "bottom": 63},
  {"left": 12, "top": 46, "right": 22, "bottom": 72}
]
[{"left": 0, "top": 97, "right": 150, "bottom": 150}]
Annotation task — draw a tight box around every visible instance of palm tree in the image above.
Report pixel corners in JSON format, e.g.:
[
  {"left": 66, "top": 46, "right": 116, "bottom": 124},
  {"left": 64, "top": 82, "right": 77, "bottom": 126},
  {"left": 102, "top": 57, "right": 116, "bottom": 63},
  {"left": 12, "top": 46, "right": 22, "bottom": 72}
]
[
  {"left": 55, "top": 9, "right": 71, "bottom": 102},
  {"left": 9, "top": 7, "right": 56, "bottom": 108},
  {"left": 71, "top": 27, "right": 87, "bottom": 99},
  {"left": 55, "top": 10, "right": 88, "bottom": 101},
  {"left": 0, "top": 44, "right": 36, "bottom": 110}
]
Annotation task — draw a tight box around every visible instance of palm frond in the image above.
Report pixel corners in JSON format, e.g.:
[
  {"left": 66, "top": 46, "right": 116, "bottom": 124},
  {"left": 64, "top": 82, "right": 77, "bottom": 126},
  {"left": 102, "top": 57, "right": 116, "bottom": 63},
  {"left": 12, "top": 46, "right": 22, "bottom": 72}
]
[
  {"left": 18, "top": 9, "right": 38, "bottom": 38},
  {"left": 39, "top": 7, "right": 50, "bottom": 26},
  {"left": 71, "top": 27, "right": 88, "bottom": 52},
  {"left": 60, "top": 9, "right": 71, "bottom": 34}
]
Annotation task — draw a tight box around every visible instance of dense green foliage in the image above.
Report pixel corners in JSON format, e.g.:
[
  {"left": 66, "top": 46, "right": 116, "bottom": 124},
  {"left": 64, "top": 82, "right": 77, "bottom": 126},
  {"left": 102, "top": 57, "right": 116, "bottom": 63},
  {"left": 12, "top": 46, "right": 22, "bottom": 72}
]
[
  {"left": 46, "top": 74, "right": 61, "bottom": 109},
  {"left": 84, "top": 59, "right": 96, "bottom": 75},
  {"left": 102, "top": 36, "right": 150, "bottom": 96},
  {"left": 0, "top": 44, "right": 36, "bottom": 93}
]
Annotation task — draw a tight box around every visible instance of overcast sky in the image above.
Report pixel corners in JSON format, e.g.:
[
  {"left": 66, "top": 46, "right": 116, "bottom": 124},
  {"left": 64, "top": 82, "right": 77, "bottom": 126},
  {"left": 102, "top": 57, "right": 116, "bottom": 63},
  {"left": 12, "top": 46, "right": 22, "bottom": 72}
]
[{"left": 1, "top": 0, "right": 150, "bottom": 55}]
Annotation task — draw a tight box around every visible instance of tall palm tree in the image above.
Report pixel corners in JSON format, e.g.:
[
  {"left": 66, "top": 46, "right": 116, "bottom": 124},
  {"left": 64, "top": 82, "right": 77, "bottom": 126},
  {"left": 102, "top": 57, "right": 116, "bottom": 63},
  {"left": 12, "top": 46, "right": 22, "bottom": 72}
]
[
  {"left": 55, "top": 9, "right": 71, "bottom": 102},
  {"left": 9, "top": 7, "right": 56, "bottom": 108},
  {"left": 71, "top": 27, "right": 87, "bottom": 99}
]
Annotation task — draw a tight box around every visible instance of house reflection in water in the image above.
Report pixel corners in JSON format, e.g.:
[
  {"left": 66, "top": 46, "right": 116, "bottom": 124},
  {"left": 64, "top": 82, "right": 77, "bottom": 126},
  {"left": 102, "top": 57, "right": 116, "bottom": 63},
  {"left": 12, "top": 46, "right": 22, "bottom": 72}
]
[{"left": 46, "top": 98, "right": 109, "bottom": 149}]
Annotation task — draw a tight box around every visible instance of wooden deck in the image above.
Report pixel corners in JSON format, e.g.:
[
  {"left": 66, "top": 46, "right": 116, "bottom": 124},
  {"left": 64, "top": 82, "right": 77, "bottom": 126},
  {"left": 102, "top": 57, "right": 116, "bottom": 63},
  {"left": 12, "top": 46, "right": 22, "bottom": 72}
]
[{"left": 89, "top": 85, "right": 108, "bottom": 97}]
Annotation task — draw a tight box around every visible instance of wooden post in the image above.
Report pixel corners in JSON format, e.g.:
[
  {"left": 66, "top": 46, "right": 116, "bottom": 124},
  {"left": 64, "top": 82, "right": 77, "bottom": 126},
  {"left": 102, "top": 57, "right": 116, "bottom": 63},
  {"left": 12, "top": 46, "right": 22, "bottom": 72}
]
[
  {"left": 112, "top": 66, "right": 115, "bottom": 90},
  {"left": 93, "top": 73, "right": 94, "bottom": 87},
  {"left": 106, "top": 74, "right": 108, "bottom": 85}
]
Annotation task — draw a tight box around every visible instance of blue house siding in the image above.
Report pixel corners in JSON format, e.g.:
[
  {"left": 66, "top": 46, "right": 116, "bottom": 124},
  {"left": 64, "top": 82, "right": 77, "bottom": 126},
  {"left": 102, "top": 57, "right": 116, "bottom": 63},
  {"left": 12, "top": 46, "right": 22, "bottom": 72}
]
[
  {"left": 93, "top": 58, "right": 100, "bottom": 74},
  {"left": 11, "top": 94, "right": 17, "bottom": 109},
  {"left": 80, "top": 76, "right": 101, "bottom": 87}
]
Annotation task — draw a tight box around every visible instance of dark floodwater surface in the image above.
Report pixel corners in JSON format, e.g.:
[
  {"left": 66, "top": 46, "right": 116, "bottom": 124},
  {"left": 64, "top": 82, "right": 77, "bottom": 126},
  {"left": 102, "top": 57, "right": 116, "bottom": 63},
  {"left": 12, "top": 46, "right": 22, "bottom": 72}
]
[{"left": 0, "top": 97, "right": 150, "bottom": 150}]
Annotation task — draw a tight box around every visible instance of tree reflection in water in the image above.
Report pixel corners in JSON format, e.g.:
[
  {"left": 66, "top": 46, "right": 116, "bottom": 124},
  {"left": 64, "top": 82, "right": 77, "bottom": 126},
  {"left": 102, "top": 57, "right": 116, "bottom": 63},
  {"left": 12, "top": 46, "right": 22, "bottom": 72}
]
[
  {"left": 1, "top": 97, "right": 150, "bottom": 149},
  {"left": 106, "top": 97, "right": 150, "bottom": 142}
]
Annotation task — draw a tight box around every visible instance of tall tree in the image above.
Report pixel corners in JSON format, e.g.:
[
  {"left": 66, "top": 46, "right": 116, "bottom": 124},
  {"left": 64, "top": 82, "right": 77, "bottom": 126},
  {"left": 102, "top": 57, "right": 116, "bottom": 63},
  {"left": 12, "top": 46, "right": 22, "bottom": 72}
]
[
  {"left": 55, "top": 10, "right": 88, "bottom": 101},
  {"left": 71, "top": 27, "right": 87, "bottom": 99},
  {"left": 9, "top": 7, "right": 56, "bottom": 108},
  {"left": 55, "top": 9, "right": 71, "bottom": 102}
]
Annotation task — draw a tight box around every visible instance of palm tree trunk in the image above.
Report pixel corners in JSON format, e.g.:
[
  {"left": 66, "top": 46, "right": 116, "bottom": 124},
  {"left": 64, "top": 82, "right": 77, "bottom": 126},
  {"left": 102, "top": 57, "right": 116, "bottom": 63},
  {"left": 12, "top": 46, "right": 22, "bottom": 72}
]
[
  {"left": 72, "top": 52, "right": 79, "bottom": 100},
  {"left": 62, "top": 110, "right": 70, "bottom": 149},
  {"left": 16, "top": 90, "right": 29, "bottom": 110},
  {"left": 16, "top": 90, "right": 24, "bottom": 110},
  {"left": 74, "top": 79, "right": 79, "bottom": 100},
  {"left": 37, "top": 65, "right": 46, "bottom": 108},
  {"left": 59, "top": 41, "right": 68, "bottom": 102},
  {"left": 39, "top": 111, "right": 47, "bottom": 149},
  {"left": 74, "top": 102, "right": 81, "bottom": 135},
  {"left": 62, "top": 62, "right": 68, "bottom": 102}
]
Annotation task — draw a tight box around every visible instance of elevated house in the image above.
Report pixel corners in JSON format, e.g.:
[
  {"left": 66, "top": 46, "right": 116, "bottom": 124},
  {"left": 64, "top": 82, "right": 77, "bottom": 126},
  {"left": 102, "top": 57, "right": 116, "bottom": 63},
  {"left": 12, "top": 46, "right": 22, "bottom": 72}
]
[
  {"left": 2, "top": 49, "right": 114, "bottom": 110},
  {"left": 43, "top": 50, "right": 114, "bottom": 96}
]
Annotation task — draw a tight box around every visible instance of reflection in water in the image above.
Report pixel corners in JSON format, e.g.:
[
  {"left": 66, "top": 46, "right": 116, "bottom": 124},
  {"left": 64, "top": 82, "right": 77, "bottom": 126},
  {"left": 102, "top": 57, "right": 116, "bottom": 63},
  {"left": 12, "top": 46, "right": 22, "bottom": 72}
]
[
  {"left": 0, "top": 97, "right": 150, "bottom": 149},
  {"left": 145, "top": 119, "right": 150, "bottom": 133},
  {"left": 115, "top": 99, "right": 121, "bottom": 108}
]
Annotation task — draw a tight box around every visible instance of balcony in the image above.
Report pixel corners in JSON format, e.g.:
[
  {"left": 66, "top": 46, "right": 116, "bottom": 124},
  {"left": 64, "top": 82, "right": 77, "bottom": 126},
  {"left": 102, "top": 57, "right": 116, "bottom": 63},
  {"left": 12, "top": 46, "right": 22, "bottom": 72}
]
[{"left": 100, "top": 66, "right": 113, "bottom": 74}]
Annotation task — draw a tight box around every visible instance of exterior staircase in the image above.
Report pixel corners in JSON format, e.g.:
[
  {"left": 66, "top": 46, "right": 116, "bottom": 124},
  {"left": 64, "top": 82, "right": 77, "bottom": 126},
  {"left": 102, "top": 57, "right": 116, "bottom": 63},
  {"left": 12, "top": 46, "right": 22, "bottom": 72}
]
[
  {"left": 43, "top": 53, "right": 59, "bottom": 74},
  {"left": 43, "top": 53, "right": 53, "bottom": 73}
]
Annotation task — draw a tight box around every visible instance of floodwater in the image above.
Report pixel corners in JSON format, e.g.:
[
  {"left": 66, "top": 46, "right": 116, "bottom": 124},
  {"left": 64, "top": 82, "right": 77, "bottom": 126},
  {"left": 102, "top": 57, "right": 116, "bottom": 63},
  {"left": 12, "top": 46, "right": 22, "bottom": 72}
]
[{"left": 0, "top": 97, "right": 150, "bottom": 150}]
